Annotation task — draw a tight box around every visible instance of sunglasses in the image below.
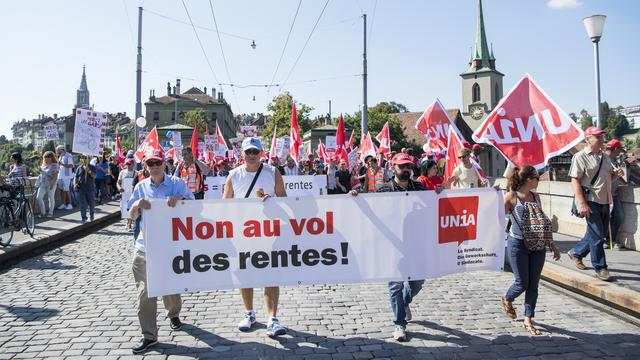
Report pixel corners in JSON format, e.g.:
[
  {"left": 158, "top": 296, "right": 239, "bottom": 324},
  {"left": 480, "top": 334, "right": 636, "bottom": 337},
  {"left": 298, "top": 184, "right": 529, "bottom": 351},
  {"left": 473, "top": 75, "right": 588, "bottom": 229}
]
[
  {"left": 396, "top": 164, "right": 412, "bottom": 170},
  {"left": 146, "top": 160, "right": 163, "bottom": 167},
  {"left": 244, "top": 149, "right": 260, "bottom": 156}
]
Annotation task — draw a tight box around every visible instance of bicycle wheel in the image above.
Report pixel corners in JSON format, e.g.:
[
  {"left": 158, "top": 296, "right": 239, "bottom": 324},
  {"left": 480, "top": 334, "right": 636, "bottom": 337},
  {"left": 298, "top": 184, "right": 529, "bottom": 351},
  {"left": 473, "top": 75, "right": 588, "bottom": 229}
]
[
  {"left": 22, "top": 200, "right": 35, "bottom": 236},
  {"left": 0, "top": 204, "right": 15, "bottom": 246}
]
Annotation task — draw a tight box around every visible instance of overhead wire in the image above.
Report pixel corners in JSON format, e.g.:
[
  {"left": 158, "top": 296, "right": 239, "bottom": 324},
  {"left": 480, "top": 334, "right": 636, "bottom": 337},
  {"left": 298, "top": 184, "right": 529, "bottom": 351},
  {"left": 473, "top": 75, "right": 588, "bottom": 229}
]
[
  {"left": 368, "top": 0, "right": 378, "bottom": 49},
  {"left": 266, "top": 0, "right": 303, "bottom": 96},
  {"left": 207, "top": 0, "right": 241, "bottom": 113},
  {"left": 279, "top": 0, "right": 331, "bottom": 93},
  {"left": 122, "top": 0, "right": 136, "bottom": 49},
  {"left": 145, "top": 7, "right": 254, "bottom": 41}
]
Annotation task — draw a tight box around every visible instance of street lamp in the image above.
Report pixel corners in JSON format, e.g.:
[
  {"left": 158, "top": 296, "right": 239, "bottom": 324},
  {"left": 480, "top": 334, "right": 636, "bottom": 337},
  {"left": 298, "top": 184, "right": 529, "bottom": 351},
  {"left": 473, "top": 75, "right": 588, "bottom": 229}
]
[{"left": 583, "top": 14, "right": 606, "bottom": 129}]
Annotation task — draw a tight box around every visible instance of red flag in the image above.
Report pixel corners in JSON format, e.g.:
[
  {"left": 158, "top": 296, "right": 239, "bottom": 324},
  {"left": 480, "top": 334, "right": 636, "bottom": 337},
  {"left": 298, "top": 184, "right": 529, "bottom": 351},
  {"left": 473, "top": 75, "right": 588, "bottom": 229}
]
[
  {"left": 375, "top": 121, "right": 391, "bottom": 158},
  {"left": 415, "top": 99, "right": 461, "bottom": 150},
  {"left": 205, "top": 123, "right": 210, "bottom": 136},
  {"left": 190, "top": 126, "right": 199, "bottom": 158},
  {"left": 472, "top": 74, "right": 584, "bottom": 169},
  {"left": 134, "top": 127, "right": 161, "bottom": 162},
  {"left": 269, "top": 124, "right": 278, "bottom": 159},
  {"left": 289, "top": 102, "right": 302, "bottom": 163},
  {"left": 215, "top": 123, "right": 228, "bottom": 151},
  {"left": 443, "top": 127, "right": 465, "bottom": 183},
  {"left": 316, "top": 139, "right": 329, "bottom": 163},
  {"left": 347, "top": 129, "right": 355, "bottom": 152},
  {"left": 334, "top": 114, "right": 349, "bottom": 164},
  {"left": 165, "top": 147, "right": 179, "bottom": 163},
  {"left": 115, "top": 131, "right": 124, "bottom": 166},
  {"left": 359, "top": 132, "right": 378, "bottom": 161}
]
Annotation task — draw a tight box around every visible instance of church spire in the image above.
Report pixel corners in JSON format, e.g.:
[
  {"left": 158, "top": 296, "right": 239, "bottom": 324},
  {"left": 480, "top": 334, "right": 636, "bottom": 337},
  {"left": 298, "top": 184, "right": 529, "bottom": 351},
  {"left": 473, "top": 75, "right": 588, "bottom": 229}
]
[
  {"left": 75, "top": 65, "right": 90, "bottom": 109},
  {"left": 470, "top": 0, "right": 493, "bottom": 70},
  {"left": 79, "top": 65, "right": 88, "bottom": 91}
]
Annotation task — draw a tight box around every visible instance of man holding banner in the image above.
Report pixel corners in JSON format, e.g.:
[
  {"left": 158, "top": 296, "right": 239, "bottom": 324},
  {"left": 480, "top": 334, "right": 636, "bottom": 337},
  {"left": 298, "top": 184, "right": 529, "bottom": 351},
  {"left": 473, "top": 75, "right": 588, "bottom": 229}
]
[
  {"left": 223, "top": 137, "right": 288, "bottom": 337},
  {"left": 128, "top": 149, "right": 194, "bottom": 354}
]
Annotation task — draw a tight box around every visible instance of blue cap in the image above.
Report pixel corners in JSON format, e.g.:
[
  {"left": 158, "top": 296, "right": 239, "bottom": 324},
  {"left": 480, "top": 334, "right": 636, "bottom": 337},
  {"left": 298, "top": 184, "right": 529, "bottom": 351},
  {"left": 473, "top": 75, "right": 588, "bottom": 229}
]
[{"left": 242, "top": 137, "right": 263, "bottom": 152}]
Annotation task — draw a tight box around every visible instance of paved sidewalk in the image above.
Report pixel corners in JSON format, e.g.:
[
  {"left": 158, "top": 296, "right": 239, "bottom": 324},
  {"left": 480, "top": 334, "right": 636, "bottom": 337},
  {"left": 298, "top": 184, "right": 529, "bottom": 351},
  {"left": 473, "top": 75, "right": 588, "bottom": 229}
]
[
  {"left": 0, "top": 221, "right": 638, "bottom": 359},
  {"left": 0, "top": 200, "right": 121, "bottom": 266}
]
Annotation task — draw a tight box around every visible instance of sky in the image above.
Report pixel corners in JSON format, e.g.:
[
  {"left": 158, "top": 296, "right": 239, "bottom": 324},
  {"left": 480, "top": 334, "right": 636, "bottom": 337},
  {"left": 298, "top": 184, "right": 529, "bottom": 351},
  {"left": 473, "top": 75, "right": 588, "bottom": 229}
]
[{"left": 1, "top": 0, "right": 638, "bottom": 138}]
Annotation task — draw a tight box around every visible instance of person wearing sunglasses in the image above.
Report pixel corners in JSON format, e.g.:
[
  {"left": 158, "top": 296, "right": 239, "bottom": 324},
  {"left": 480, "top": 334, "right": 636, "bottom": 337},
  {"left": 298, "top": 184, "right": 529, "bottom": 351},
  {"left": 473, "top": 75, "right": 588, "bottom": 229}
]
[
  {"left": 175, "top": 147, "right": 210, "bottom": 200},
  {"left": 223, "top": 137, "right": 288, "bottom": 338},
  {"left": 350, "top": 153, "right": 427, "bottom": 342},
  {"left": 446, "top": 148, "right": 486, "bottom": 189},
  {"left": 128, "top": 148, "right": 194, "bottom": 354}
]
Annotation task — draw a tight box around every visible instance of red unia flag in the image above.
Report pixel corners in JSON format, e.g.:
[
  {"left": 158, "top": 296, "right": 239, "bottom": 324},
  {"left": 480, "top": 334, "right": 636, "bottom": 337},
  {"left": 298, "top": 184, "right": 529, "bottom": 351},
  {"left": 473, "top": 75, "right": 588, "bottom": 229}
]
[
  {"left": 376, "top": 121, "right": 391, "bottom": 158},
  {"left": 359, "top": 132, "right": 378, "bottom": 161},
  {"left": 334, "top": 114, "right": 349, "bottom": 164},
  {"left": 472, "top": 74, "right": 584, "bottom": 169},
  {"left": 269, "top": 124, "right": 278, "bottom": 159},
  {"left": 134, "top": 127, "right": 161, "bottom": 162},
  {"left": 189, "top": 126, "right": 199, "bottom": 158},
  {"left": 347, "top": 129, "right": 355, "bottom": 152},
  {"left": 115, "top": 131, "right": 125, "bottom": 166},
  {"left": 165, "top": 147, "right": 179, "bottom": 163},
  {"left": 215, "top": 123, "right": 228, "bottom": 153},
  {"left": 443, "top": 127, "right": 466, "bottom": 183},
  {"left": 289, "top": 102, "right": 302, "bottom": 163},
  {"left": 415, "top": 99, "right": 460, "bottom": 146},
  {"left": 316, "top": 140, "right": 330, "bottom": 163}
]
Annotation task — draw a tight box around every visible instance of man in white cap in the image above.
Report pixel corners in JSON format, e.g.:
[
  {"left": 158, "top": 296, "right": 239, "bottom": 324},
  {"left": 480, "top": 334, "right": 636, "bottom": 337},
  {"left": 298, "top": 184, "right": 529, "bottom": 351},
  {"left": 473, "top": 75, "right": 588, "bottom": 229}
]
[
  {"left": 56, "top": 145, "right": 74, "bottom": 210},
  {"left": 223, "top": 137, "right": 288, "bottom": 337}
]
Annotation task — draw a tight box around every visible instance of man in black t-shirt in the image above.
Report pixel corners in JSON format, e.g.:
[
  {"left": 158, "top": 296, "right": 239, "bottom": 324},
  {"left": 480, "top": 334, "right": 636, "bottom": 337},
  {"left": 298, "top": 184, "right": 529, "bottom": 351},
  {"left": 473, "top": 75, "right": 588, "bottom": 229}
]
[{"left": 335, "top": 161, "right": 352, "bottom": 194}]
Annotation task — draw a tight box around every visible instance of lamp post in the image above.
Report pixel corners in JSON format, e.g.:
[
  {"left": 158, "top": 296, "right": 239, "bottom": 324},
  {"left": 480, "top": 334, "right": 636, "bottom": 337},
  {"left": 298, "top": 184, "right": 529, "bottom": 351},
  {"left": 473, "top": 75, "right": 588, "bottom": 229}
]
[{"left": 583, "top": 15, "right": 606, "bottom": 129}]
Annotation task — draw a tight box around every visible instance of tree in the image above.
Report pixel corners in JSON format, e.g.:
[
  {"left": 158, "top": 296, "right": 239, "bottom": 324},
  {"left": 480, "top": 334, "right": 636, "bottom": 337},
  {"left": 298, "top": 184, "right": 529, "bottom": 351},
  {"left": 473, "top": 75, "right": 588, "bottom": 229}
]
[
  {"left": 262, "top": 92, "right": 314, "bottom": 142},
  {"left": 600, "top": 101, "right": 630, "bottom": 140},
  {"left": 0, "top": 135, "right": 8, "bottom": 145},
  {"left": 579, "top": 109, "right": 593, "bottom": 130},
  {"left": 184, "top": 108, "right": 209, "bottom": 134},
  {"left": 42, "top": 141, "right": 56, "bottom": 153},
  {"left": 341, "top": 101, "right": 418, "bottom": 153}
]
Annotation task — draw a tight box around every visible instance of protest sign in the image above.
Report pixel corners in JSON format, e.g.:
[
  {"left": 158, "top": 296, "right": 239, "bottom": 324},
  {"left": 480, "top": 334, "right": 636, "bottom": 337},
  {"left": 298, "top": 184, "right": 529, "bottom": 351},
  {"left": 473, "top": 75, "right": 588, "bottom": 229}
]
[
  {"left": 203, "top": 177, "right": 226, "bottom": 199},
  {"left": 472, "top": 74, "right": 584, "bottom": 169},
  {"left": 45, "top": 123, "right": 58, "bottom": 141},
  {"left": 173, "top": 132, "right": 182, "bottom": 147},
  {"left": 240, "top": 126, "right": 257, "bottom": 138},
  {"left": 120, "top": 178, "right": 133, "bottom": 219},
  {"left": 143, "top": 189, "right": 505, "bottom": 296},
  {"left": 72, "top": 109, "right": 107, "bottom": 156},
  {"left": 325, "top": 136, "right": 336, "bottom": 152},
  {"left": 282, "top": 175, "right": 327, "bottom": 196}
]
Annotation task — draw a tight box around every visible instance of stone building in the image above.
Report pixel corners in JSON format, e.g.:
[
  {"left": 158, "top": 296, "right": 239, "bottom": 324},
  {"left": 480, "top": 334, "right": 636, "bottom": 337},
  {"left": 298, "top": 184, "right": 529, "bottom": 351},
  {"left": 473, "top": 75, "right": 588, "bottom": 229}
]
[{"left": 144, "top": 80, "right": 237, "bottom": 142}]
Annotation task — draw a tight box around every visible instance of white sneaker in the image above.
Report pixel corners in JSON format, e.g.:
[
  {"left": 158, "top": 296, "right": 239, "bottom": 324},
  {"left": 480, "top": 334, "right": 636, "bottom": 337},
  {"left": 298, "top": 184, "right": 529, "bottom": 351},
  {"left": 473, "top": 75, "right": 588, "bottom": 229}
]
[
  {"left": 266, "top": 318, "right": 287, "bottom": 337},
  {"left": 57, "top": 204, "right": 66, "bottom": 210},
  {"left": 238, "top": 311, "right": 256, "bottom": 332},
  {"left": 65, "top": 204, "right": 73, "bottom": 210},
  {"left": 393, "top": 325, "right": 408, "bottom": 342},
  {"left": 46, "top": 213, "right": 53, "bottom": 218}
]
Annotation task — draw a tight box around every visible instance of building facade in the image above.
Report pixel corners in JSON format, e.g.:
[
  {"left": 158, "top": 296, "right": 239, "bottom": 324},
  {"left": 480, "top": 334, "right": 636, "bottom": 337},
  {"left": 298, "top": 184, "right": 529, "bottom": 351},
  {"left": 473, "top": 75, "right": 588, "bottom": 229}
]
[{"left": 144, "top": 80, "right": 237, "bottom": 142}]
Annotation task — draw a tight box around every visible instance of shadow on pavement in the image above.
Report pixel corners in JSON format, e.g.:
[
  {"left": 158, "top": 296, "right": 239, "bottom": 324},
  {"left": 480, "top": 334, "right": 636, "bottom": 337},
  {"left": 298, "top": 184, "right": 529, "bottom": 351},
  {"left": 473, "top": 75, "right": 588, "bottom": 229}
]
[{"left": 0, "top": 304, "right": 60, "bottom": 322}]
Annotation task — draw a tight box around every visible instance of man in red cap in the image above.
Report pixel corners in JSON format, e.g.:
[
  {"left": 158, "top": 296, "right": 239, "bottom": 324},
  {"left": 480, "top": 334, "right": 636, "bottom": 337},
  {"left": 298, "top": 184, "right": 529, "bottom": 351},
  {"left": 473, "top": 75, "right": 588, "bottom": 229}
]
[
  {"left": 605, "top": 138, "right": 626, "bottom": 250},
  {"left": 567, "top": 127, "right": 624, "bottom": 281},
  {"left": 350, "top": 153, "right": 432, "bottom": 341},
  {"left": 128, "top": 148, "right": 194, "bottom": 353}
]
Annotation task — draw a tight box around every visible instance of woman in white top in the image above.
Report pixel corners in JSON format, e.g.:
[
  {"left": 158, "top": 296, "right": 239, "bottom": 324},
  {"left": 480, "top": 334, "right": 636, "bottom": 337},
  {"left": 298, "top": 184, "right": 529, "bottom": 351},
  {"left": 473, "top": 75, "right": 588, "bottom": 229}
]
[
  {"left": 223, "top": 137, "right": 288, "bottom": 338},
  {"left": 36, "top": 151, "right": 59, "bottom": 217}
]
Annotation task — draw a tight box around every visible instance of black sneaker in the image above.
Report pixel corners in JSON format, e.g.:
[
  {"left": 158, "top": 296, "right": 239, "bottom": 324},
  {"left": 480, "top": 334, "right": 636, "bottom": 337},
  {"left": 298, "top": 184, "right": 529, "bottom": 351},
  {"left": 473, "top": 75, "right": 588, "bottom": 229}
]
[
  {"left": 169, "top": 317, "right": 182, "bottom": 330},
  {"left": 132, "top": 338, "right": 158, "bottom": 354}
]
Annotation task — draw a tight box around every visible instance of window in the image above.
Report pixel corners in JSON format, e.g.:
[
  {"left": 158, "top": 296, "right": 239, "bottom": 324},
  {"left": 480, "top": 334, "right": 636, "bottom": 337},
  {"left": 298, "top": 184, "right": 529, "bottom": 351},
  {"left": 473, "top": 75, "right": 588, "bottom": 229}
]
[
  {"left": 472, "top": 83, "right": 481, "bottom": 103},
  {"left": 494, "top": 83, "right": 500, "bottom": 104},
  {"left": 153, "top": 112, "right": 159, "bottom": 121},
  {"left": 211, "top": 112, "right": 217, "bottom": 121},
  {"left": 171, "top": 112, "right": 176, "bottom": 121}
]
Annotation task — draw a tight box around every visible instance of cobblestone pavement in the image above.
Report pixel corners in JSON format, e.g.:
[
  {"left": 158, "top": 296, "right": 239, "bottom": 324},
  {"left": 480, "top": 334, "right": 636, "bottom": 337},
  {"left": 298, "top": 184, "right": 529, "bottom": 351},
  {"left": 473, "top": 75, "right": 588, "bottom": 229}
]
[{"left": 0, "top": 221, "right": 638, "bottom": 360}]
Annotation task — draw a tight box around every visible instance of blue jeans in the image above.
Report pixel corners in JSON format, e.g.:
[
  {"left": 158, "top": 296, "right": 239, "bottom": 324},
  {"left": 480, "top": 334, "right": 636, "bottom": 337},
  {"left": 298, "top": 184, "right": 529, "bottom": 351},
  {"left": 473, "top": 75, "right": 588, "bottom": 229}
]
[
  {"left": 389, "top": 280, "right": 424, "bottom": 327},
  {"left": 610, "top": 195, "right": 624, "bottom": 246},
  {"left": 570, "top": 201, "right": 609, "bottom": 271},
  {"left": 77, "top": 189, "right": 95, "bottom": 221},
  {"left": 505, "top": 236, "right": 546, "bottom": 318},
  {"left": 95, "top": 178, "right": 106, "bottom": 202}
]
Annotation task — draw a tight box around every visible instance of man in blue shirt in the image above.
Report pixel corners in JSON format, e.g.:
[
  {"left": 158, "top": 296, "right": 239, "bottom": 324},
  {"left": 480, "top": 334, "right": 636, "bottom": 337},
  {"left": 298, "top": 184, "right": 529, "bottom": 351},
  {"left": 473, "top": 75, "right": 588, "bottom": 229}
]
[{"left": 127, "top": 149, "right": 194, "bottom": 354}]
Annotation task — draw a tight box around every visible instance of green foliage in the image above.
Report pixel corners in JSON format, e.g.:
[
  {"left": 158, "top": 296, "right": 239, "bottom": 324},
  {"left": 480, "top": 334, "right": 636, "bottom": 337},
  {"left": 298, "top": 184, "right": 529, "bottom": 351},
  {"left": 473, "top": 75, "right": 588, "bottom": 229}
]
[
  {"left": 579, "top": 109, "right": 593, "bottom": 130},
  {"left": 600, "top": 101, "right": 630, "bottom": 140},
  {"left": 42, "top": 141, "right": 56, "bottom": 153},
  {"left": 184, "top": 108, "right": 210, "bottom": 134},
  {"left": 341, "top": 101, "right": 418, "bottom": 153},
  {"left": 0, "top": 135, "right": 8, "bottom": 145},
  {"left": 0, "top": 141, "right": 40, "bottom": 176},
  {"left": 263, "top": 93, "right": 314, "bottom": 142}
]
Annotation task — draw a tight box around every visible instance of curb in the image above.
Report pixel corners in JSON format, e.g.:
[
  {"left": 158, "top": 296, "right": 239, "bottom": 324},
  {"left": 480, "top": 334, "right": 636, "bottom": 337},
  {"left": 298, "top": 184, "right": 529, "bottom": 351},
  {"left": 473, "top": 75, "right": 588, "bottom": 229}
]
[
  {"left": 0, "top": 210, "right": 121, "bottom": 269},
  {"left": 541, "top": 261, "right": 640, "bottom": 318}
]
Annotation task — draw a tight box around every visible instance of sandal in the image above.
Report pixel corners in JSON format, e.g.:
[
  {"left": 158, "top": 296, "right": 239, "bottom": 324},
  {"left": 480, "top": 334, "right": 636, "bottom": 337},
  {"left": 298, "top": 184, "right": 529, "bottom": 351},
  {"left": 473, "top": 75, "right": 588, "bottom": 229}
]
[
  {"left": 523, "top": 322, "right": 541, "bottom": 336},
  {"left": 501, "top": 296, "right": 517, "bottom": 320}
]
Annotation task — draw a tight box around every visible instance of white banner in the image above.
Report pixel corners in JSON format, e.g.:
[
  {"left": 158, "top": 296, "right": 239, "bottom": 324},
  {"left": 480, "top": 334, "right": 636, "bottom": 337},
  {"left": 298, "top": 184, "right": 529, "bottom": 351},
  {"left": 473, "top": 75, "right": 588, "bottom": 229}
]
[
  {"left": 240, "top": 126, "right": 257, "bottom": 138},
  {"left": 283, "top": 175, "right": 327, "bottom": 196},
  {"left": 144, "top": 189, "right": 505, "bottom": 297},
  {"left": 203, "top": 176, "right": 226, "bottom": 199},
  {"left": 72, "top": 109, "right": 107, "bottom": 156},
  {"left": 120, "top": 178, "right": 133, "bottom": 219},
  {"left": 45, "top": 123, "right": 58, "bottom": 141},
  {"left": 325, "top": 136, "right": 336, "bottom": 152},
  {"left": 173, "top": 132, "right": 182, "bottom": 147}
]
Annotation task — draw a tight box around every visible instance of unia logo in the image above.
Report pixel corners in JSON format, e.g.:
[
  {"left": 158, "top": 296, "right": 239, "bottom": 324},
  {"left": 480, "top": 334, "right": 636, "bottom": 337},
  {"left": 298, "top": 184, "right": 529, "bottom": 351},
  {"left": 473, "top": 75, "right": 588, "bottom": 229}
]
[{"left": 438, "top": 196, "right": 479, "bottom": 245}]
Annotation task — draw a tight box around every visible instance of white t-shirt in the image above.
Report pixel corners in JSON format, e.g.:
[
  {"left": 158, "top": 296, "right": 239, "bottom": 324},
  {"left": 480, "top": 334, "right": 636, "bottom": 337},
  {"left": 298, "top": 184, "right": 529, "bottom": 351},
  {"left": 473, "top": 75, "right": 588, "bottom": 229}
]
[
  {"left": 58, "top": 152, "right": 74, "bottom": 179},
  {"left": 229, "top": 164, "right": 276, "bottom": 199},
  {"left": 452, "top": 164, "right": 481, "bottom": 189}
]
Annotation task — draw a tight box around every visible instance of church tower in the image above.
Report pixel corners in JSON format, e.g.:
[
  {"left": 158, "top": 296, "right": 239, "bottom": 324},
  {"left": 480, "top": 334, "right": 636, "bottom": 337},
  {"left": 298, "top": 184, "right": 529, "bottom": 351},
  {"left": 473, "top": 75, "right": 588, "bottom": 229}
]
[
  {"left": 460, "top": 0, "right": 503, "bottom": 131},
  {"left": 75, "top": 65, "right": 90, "bottom": 109}
]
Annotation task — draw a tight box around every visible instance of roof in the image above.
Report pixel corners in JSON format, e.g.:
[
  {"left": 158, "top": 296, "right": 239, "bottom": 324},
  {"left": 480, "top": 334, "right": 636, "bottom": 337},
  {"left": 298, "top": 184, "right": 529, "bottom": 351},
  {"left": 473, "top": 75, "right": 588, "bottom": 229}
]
[
  {"left": 157, "top": 123, "right": 194, "bottom": 131},
  {"left": 394, "top": 109, "right": 476, "bottom": 146},
  {"left": 145, "top": 92, "right": 224, "bottom": 106}
]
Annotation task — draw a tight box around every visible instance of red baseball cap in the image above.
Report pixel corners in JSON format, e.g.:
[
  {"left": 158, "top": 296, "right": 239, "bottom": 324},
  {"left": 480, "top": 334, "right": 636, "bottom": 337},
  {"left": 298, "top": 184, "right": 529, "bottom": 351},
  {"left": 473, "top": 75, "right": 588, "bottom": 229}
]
[
  {"left": 584, "top": 126, "right": 606, "bottom": 137},
  {"left": 143, "top": 149, "right": 164, "bottom": 162},
  {"left": 607, "top": 139, "right": 622, "bottom": 150},
  {"left": 472, "top": 144, "right": 483, "bottom": 152},
  {"left": 125, "top": 158, "right": 134, "bottom": 165},
  {"left": 391, "top": 153, "right": 414, "bottom": 165}
]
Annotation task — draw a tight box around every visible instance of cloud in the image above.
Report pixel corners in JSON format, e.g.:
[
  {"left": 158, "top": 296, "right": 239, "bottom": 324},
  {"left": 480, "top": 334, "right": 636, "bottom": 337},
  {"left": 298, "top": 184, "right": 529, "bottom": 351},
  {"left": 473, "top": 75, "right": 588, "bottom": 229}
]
[{"left": 547, "top": 0, "right": 583, "bottom": 9}]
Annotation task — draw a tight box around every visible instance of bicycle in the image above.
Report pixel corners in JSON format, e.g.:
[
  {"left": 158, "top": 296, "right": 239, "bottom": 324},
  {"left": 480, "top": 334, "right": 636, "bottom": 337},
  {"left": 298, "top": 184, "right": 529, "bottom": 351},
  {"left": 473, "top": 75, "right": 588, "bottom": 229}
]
[{"left": 0, "top": 178, "right": 36, "bottom": 246}]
